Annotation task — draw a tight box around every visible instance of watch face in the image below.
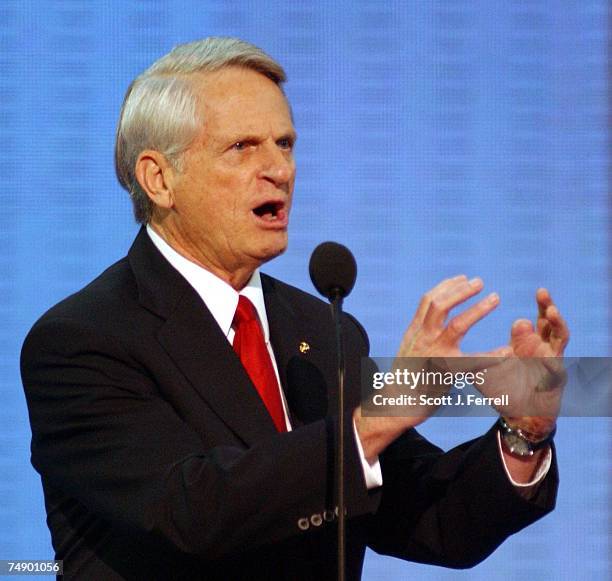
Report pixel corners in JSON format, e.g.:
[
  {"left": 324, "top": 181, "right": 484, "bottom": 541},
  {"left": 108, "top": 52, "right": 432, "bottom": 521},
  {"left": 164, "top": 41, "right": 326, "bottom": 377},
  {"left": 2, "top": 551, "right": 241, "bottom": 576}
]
[{"left": 503, "top": 433, "right": 533, "bottom": 456}]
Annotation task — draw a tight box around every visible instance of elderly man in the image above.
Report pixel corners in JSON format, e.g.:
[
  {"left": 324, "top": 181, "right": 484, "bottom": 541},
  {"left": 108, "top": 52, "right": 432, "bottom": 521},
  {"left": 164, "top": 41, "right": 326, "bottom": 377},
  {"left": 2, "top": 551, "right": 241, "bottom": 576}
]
[{"left": 21, "top": 37, "right": 568, "bottom": 580}]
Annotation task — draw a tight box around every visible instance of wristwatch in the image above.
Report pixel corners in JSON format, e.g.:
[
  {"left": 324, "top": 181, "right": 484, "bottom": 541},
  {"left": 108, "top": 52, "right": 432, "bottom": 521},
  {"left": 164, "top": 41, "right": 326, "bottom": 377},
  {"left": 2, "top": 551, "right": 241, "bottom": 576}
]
[{"left": 497, "top": 416, "right": 556, "bottom": 457}]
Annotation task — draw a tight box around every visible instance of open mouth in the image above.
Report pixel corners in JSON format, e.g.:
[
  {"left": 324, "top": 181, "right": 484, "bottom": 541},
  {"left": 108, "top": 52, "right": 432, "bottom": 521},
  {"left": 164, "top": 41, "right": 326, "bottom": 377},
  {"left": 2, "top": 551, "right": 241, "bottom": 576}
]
[{"left": 252, "top": 201, "right": 286, "bottom": 223}]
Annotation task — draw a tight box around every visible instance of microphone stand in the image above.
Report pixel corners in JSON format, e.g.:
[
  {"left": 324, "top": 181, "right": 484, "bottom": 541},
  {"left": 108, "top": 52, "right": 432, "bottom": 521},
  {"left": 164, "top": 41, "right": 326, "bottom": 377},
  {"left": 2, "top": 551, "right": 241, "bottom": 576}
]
[
  {"left": 309, "top": 240, "right": 357, "bottom": 581},
  {"left": 330, "top": 288, "right": 346, "bottom": 581}
]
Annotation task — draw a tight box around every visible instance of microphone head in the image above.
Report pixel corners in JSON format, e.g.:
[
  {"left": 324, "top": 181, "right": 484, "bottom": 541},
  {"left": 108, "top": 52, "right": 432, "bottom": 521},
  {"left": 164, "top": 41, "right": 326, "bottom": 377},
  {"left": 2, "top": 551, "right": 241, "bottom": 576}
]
[{"left": 309, "top": 241, "right": 357, "bottom": 300}]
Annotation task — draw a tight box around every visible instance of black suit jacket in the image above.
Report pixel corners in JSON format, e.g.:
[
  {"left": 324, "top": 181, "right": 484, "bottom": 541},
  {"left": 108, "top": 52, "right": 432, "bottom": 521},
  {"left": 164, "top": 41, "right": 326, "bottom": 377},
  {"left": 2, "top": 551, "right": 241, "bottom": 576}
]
[{"left": 21, "top": 228, "right": 558, "bottom": 580}]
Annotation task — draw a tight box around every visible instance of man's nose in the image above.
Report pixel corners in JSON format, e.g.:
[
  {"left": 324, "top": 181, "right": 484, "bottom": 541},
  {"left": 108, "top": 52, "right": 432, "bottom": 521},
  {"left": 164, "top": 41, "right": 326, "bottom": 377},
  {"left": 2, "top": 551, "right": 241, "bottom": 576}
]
[{"left": 258, "top": 142, "right": 294, "bottom": 187}]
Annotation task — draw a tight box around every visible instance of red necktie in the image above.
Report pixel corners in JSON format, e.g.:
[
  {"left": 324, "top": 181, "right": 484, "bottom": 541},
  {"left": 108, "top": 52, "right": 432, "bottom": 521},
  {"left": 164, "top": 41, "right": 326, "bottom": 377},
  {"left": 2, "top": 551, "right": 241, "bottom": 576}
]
[{"left": 232, "top": 296, "right": 287, "bottom": 432}]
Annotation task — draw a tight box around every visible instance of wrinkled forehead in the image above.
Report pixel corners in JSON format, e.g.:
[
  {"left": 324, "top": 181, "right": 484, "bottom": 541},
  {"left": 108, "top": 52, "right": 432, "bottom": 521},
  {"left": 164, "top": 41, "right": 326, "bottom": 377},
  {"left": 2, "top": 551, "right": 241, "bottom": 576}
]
[
  {"left": 190, "top": 66, "right": 295, "bottom": 138},
  {"left": 190, "top": 67, "right": 293, "bottom": 128}
]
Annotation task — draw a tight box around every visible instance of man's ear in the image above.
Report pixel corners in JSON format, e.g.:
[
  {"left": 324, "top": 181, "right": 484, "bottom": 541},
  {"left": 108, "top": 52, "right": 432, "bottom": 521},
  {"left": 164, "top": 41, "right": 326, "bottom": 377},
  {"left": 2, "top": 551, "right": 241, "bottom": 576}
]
[{"left": 134, "top": 150, "right": 177, "bottom": 211}]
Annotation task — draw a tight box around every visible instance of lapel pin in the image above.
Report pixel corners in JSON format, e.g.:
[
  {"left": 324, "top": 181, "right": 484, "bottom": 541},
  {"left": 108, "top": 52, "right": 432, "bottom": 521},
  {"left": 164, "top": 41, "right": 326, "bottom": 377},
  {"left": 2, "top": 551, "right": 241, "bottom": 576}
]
[{"left": 299, "top": 341, "right": 310, "bottom": 354}]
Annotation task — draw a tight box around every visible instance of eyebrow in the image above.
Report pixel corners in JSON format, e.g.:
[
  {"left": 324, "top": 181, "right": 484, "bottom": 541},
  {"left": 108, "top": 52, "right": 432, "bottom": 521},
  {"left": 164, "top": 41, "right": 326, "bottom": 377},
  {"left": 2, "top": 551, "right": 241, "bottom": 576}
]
[
  {"left": 277, "top": 131, "right": 298, "bottom": 144},
  {"left": 221, "top": 131, "right": 298, "bottom": 147}
]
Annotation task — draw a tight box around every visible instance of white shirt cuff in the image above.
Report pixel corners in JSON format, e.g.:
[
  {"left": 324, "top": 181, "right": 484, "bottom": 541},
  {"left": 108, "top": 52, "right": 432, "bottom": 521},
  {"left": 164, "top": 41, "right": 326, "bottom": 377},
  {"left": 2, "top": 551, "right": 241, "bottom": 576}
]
[
  {"left": 353, "top": 420, "right": 383, "bottom": 489},
  {"left": 497, "top": 430, "right": 552, "bottom": 487}
]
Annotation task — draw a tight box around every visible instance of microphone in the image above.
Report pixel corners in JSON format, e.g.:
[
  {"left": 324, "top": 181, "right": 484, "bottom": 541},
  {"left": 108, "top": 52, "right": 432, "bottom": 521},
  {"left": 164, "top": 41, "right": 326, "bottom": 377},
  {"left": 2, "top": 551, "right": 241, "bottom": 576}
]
[
  {"left": 308, "top": 241, "right": 357, "bottom": 581},
  {"left": 309, "top": 242, "right": 357, "bottom": 301}
]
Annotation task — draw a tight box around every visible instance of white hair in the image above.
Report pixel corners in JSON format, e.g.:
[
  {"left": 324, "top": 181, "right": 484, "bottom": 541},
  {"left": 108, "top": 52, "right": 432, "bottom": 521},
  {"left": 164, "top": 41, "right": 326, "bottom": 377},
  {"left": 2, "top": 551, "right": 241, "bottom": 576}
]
[{"left": 115, "top": 37, "right": 287, "bottom": 223}]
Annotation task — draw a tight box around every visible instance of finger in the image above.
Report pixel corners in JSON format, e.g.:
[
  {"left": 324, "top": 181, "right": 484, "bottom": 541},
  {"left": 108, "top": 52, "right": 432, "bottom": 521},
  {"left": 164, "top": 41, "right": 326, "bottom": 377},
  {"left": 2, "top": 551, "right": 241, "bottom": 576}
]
[
  {"left": 440, "top": 291, "right": 500, "bottom": 343},
  {"left": 412, "top": 275, "right": 468, "bottom": 327},
  {"left": 535, "top": 289, "right": 553, "bottom": 335},
  {"left": 400, "top": 275, "right": 471, "bottom": 349},
  {"left": 537, "top": 301, "right": 558, "bottom": 342},
  {"left": 510, "top": 319, "right": 543, "bottom": 355},
  {"left": 423, "top": 277, "right": 485, "bottom": 331},
  {"left": 546, "top": 304, "right": 570, "bottom": 352},
  {"left": 536, "top": 316, "right": 549, "bottom": 337},
  {"left": 546, "top": 305, "right": 564, "bottom": 332},
  {"left": 536, "top": 288, "right": 553, "bottom": 341},
  {"left": 511, "top": 318, "right": 534, "bottom": 340},
  {"left": 537, "top": 295, "right": 569, "bottom": 352},
  {"left": 536, "top": 287, "right": 553, "bottom": 320},
  {"left": 538, "top": 318, "right": 553, "bottom": 341}
]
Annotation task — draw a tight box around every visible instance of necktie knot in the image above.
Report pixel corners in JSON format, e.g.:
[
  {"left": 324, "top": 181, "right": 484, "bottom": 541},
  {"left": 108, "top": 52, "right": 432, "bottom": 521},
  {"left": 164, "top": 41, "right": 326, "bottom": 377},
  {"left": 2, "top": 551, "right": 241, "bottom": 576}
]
[{"left": 234, "top": 295, "right": 258, "bottom": 326}]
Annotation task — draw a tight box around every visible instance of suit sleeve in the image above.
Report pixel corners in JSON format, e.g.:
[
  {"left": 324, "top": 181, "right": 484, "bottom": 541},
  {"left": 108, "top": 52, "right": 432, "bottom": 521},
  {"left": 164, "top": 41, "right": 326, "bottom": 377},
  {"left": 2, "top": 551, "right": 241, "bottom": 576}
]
[
  {"left": 21, "top": 315, "right": 379, "bottom": 560},
  {"left": 341, "top": 316, "right": 559, "bottom": 568},
  {"left": 366, "top": 419, "right": 558, "bottom": 568}
]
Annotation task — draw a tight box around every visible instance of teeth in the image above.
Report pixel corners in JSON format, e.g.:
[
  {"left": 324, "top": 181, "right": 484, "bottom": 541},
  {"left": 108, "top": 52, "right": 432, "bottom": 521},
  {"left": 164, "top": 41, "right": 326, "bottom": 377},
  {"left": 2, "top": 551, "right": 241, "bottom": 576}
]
[{"left": 253, "top": 203, "right": 284, "bottom": 222}]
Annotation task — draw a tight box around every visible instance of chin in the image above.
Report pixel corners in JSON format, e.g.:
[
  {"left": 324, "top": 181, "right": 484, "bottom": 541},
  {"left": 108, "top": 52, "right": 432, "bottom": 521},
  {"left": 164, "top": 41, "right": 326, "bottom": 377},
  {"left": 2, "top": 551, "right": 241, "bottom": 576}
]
[{"left": 256, "top": 236, "right": 288, "bottom": 264}]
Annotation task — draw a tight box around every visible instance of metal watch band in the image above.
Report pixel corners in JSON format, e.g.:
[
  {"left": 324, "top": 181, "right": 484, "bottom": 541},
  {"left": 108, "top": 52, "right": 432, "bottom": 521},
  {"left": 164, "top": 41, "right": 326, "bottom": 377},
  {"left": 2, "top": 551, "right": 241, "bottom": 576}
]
[{"left": 497, "top": 416, "right": 556, "bottom": 457}]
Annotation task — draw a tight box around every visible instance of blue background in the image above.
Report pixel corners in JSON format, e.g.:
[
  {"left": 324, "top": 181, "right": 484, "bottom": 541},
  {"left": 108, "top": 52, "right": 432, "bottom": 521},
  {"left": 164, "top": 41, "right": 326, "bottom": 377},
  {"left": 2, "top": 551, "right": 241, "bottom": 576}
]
[{"left": 2, "top": 1, "right": 609, "bottom": 579}]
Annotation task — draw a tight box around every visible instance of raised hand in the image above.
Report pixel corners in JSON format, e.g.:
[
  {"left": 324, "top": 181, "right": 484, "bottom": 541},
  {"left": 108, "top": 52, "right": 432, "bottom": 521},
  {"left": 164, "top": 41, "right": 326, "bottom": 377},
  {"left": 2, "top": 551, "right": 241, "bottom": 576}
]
[
  {"left": 397, "top": 275, "right": 511, "bottom": 359},
  {"left": 356, "top": 275, "right": 511, "bottom": 460},
  {"left": 511, "top": 288, "right": 569, "bottom": 358},
  {"left": 506, "top": 288, "right": 569, "bottom": 436},
  {"left": 472, "top": 288, "right": 569, "bottom": 442}
]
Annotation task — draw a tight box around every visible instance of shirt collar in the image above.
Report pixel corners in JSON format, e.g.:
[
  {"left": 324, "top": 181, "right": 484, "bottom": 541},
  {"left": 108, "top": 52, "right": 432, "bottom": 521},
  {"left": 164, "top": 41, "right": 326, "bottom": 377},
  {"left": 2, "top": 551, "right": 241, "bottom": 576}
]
[{"left": 146, "top": 225, "right": 270, "bottom": 342}]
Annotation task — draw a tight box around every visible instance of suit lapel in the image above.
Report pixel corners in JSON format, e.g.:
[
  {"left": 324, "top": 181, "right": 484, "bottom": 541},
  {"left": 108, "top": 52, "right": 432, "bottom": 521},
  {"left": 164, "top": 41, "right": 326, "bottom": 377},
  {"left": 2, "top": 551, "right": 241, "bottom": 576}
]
[
  {"left": 261, "top": 275, "right": 299, "bottom": 398},
  {"left": 156, "top": 292, "right": 279, "bottom": 444},
  {"left": 263, "top": 275, "right": 333, "bottom": 427},
  {"left": 128, "top": 228, "right": 278, "bottom": 446}
]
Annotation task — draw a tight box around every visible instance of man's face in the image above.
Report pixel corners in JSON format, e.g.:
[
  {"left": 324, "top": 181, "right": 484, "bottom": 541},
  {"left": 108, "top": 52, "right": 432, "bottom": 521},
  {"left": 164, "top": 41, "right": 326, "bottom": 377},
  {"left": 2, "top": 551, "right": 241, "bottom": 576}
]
[{"left": 165, "top": 66, "right": 296, "bottom": 281}]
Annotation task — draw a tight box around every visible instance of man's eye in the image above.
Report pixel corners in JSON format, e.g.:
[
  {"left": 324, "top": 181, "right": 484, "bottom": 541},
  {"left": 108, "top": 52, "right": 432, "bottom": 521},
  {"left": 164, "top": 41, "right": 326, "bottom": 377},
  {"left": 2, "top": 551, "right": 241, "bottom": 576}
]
[
  {"left": 277, "top": 138, "right": 294, "bottom": 150},
  {"left": 232, "top": 142, "right": 247, "bottom": 151}
]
